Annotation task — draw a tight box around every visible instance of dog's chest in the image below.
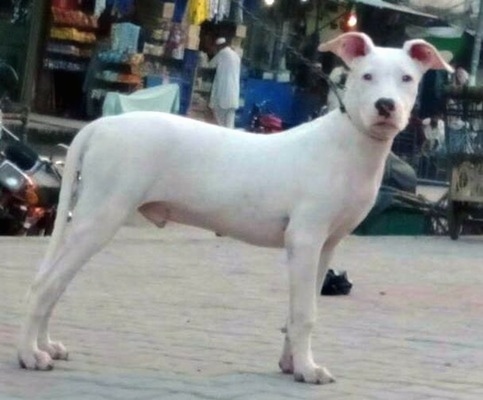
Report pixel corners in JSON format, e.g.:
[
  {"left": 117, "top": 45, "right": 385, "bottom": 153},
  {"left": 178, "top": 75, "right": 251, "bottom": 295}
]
[{"left": 326, "top": 162, "right": 383, "bottom": 234}]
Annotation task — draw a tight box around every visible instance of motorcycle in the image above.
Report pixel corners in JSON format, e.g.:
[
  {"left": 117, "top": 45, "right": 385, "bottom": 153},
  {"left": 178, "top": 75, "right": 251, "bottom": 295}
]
[
  {"left": 249, "top": 101, "right": 284, "bottom": 134},
  {"left": 0, "top": 122, "right": 63, "bottom": 236}
]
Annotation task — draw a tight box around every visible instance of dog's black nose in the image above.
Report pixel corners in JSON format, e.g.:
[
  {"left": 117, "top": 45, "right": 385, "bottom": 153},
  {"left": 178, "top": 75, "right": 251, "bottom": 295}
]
[{"left": 375, "top": 98, "right": 395, "bottom": 118}]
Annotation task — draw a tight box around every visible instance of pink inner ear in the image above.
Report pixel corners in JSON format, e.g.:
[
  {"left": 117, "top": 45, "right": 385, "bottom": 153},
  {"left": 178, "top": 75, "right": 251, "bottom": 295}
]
[
  {"left": 344, "top": 36, "right": 368, "bottom": 58},
  {"left": 410, "top": 44, "right": 431, "bottom": 64}
]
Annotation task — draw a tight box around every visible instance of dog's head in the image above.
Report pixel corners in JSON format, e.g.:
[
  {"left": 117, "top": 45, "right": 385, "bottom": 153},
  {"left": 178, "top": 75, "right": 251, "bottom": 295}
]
[{"left": 319, "top": 32, "right": 453, "bottom": 141}]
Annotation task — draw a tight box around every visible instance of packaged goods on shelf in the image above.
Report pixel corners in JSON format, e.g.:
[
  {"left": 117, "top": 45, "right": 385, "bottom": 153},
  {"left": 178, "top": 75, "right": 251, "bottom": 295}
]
[
  {"left": 50, "top": 27, "right": 97, "bottom": 43},
  {"left": 143, "top": 43, "right": 165, "bottom": 56},
  {"left": 97, "top": 70, "right": 142, "bottom": 85},
  {"left": 185, "top": 36, "right": 200, "bottom": 50},
  {"left": 184, "top": 24, "right": 200, "bottom": 50},
  {"left": 129, "top": 53, "right": 144, "bottom": 65},
  {"left": 163, "top": 2, "right": 175, "bottom": 19},
  {"left": 46, "top": 42, "right": 93, "bottom": 57},
  {"left": 98, "top": 50, "right": 144, "bottom": 65},
  {"left": 43, "top": 58, "right": 87, "bottom": 71},
  {"left": 111, "top": 23, "right": 141, "bottom": 54},
  {"left": 90, "top": 89, "right": 108, "bottom": 99},
  {"left": 52, "top": 7, "right": 98, "bottom": 29},
  {"left": 164, "top": 23, "right": 185, "bottom": 60}
]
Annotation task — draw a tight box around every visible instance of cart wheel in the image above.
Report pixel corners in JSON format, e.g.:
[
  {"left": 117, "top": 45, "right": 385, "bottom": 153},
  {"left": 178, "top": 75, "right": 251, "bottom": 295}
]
[
  {"left": 43, "top": 211, "right": 56, "bottom": 236},
  {"left": 448, "top": 201, "right": 464, "bottom": 240},
  {"left": 429, "top": 191, "right": 449, "bottom": 235}
]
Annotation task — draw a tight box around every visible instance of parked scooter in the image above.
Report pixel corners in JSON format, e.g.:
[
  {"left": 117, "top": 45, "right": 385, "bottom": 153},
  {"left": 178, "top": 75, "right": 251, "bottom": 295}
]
[{"left": 0, "top": 122, "right": 63, "bottom": 236}]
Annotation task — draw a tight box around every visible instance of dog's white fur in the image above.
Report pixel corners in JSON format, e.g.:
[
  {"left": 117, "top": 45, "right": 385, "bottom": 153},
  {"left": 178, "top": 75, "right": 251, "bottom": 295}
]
[{"left": 18, "top": 33, "right": 452, "bottom": 383}]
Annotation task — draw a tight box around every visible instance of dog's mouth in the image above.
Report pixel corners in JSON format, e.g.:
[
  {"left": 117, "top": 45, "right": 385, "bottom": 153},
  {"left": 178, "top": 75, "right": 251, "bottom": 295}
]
[
  {"left": 368, "top": 120, "right": 400, "bottom": 142},
  {"left": 373, "top": 121, "right": 399, "bottom": 130}
]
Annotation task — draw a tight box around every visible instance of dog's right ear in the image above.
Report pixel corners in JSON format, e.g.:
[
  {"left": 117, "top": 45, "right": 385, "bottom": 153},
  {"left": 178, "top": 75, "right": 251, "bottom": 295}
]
[{"left": 318, "top": 32, "right": 375, "bottom": 66}]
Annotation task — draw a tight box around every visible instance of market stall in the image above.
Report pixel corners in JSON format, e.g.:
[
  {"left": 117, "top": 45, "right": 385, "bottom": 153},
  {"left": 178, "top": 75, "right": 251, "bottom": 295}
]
[{"left": 33, "top": 0, "right": 248, "bottom": 120}]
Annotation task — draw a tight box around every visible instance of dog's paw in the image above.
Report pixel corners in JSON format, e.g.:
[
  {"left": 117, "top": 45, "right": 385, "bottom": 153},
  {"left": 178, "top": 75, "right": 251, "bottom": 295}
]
[
  {"left": 18, "top": 349, "right": 54, "bottom": 371},
  {"left": 39, "top": 341, "right": 68, "bottom": 361},
  {"left": 293, "top": 364, "right": 335, "bottom": 385},
  {"left": 278, "top": 354, "right": 294, "bottom": 374}
]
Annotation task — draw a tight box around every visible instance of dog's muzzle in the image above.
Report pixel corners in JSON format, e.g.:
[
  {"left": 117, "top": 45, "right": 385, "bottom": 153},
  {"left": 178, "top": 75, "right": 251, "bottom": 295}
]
[{"left": 375, "top": 98, "right": 395, "bottom": 119}]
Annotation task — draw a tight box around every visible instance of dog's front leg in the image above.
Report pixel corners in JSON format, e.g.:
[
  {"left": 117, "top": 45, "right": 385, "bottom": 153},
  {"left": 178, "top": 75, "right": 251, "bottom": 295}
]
[
  {"left": 282, "top": 225, "right": 335, "bottom": 384},
  {"left": 280, "top": 236, "right": 340, "bottom": 375},
  {"left": 280, "top": 238, "right": 340, "bottom": 375}
]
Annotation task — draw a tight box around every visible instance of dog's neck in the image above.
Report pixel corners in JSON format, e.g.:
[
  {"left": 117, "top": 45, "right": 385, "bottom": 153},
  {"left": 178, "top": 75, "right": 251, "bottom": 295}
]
[{"left": 327, "top": 110, "right": 394, "bottom": 166}]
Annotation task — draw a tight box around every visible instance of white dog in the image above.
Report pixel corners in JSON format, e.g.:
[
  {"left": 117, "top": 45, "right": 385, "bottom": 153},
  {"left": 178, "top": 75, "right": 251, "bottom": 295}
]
[{"left": 18, "top": 33, "right": 452, "bottom": 384}]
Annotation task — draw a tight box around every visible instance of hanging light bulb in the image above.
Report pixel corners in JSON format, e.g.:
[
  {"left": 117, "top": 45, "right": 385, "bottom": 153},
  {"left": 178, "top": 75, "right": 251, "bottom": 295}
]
[
  {"left": 264, "top": 0, "right": 275, "bottom": 6},
  {"left": 340, "top": 11, "right": 358, "bottom": 32},
  {"left": 347, "top": 12, "right": 357, "bottom": 28}
]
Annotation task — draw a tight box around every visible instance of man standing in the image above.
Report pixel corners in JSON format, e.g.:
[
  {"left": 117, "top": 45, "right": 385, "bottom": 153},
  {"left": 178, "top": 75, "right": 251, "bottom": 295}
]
[{"left": 209, "top": 37, "right": 241, "bottom": 129}]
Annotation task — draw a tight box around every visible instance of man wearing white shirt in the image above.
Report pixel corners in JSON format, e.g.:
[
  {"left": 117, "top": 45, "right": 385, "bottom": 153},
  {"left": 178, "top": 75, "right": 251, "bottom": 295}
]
[
  {"left": 422, "top": 115, "right": 445, "bottom": 154},
  {"left": 209, "top": 37, "right": 241, "bottom": 129}
]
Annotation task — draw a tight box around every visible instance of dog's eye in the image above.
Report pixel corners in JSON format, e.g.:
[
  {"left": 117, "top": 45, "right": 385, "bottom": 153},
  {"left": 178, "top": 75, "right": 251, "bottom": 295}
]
[
  {"left": 362, "top": 73, "right": 372, "bottom": 81},
  {"left": 402, "top": 75, "right": 413, "bottom": 82}
]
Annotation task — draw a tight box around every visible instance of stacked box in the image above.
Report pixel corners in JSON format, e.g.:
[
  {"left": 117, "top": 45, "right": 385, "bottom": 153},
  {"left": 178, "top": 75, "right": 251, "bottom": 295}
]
[
  {"left": 163, "top": 2, "right": 175, "bottom": 19},
  {"left": 185, "top": 24, "right": 200, "bottom": 50},
  {"left": 111, "top": 23, "right": 140, "bottom": 53}
]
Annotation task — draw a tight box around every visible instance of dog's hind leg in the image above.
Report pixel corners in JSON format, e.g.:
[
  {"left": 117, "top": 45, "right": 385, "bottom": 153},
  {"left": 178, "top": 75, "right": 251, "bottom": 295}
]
[{"left": 18, "top": 196, "right": 133, "bottom": 370}]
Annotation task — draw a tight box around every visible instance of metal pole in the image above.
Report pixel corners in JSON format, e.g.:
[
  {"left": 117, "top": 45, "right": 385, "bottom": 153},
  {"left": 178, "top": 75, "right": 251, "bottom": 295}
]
[
  {"left": 21, "top": 0, "right": 48, "bottom": 104},
  {"left": 469, "top": 0, "right": 483, "bottom": 86}
]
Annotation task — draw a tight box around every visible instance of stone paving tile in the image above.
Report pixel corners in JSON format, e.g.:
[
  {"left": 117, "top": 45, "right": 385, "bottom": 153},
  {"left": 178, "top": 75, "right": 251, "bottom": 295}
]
[{"left": 1, "top": 226, "right": 483, "bottom": 399}]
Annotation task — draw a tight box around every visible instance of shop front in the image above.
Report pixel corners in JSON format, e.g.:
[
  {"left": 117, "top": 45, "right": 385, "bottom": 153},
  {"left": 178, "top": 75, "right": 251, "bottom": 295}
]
[
  {"left": 24, "top": 0, "right": 378, "bottom": 128},
  {"left": 30, "top": 0, "right": 248, "bottom": 122}
]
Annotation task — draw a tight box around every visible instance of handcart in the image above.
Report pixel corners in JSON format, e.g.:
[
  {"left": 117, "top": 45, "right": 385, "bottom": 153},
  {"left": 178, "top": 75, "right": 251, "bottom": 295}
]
[
  {"left": 444, "top": 86, "right": 483, "bottom": 240},
  {"left": 354, "top": 185, "right": 450, "bottom": 236}
]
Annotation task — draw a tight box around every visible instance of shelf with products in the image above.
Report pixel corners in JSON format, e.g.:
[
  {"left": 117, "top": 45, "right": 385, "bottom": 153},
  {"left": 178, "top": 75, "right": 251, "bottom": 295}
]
[
  {"left": 141, "top": 21, "right": 201, "bottom": 76},
  {"left": 94, "top": 77, "right": 142, "bottom": 87},
  {"left": 51, "top": 7, "right": 99, "bottom": 30},
  {"left": 98, "top": 51, "right": 144, "bottom": 68},
  {"left": 144, "top": 49, "right": 201, "bottom": 116},
  {"left": 92, "top": 52, "right": 144, "bottom": 97},
  {"left": 50, "top": 22, "right": 98, "bottom": 32},
  {"left": 49, "top": 27, "right": 97, "bottom": 45},
  {"left": 43, "top": 57, "right": 89, "bottom": 72},
  {"left": 43, "top": 39, "right": 94, "bottom": 73},
  {"left": 44, "top": 11, "right": 98, "bottom": 73},
  {"left": 45, "top": 41, "right": 93, "bottom": 59},
  {"left": 143, "top": 53, "right": 184, "bottom": 69},
  {"left": 95, "top": 67, "right": 142, "bottom": 83},
  {"left": 140, "top": 19, "right": 172, "bottom": 56}
]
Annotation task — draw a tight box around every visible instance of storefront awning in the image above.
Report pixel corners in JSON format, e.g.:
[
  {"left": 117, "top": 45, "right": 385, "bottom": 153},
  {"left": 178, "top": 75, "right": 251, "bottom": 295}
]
[{"left": 350, "top": 0, "right": 439, "bottom": 19}]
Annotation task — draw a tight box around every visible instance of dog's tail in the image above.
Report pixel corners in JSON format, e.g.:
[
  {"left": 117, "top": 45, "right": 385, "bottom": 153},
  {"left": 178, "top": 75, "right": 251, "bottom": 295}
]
[{"left": 40, "top": 123, "right": 97, "bottom": 269}]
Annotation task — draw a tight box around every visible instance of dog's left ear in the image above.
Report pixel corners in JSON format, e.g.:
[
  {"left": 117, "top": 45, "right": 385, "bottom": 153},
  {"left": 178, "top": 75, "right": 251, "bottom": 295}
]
[
  {"left": 318, "top": 32, "right": 375, "bottom": 67},
  {"left": 403, "top": 39, "right": 454, "bottom": 72}
]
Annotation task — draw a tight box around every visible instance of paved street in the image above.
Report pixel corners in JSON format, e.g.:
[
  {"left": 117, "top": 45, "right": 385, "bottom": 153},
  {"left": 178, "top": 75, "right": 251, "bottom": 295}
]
[{"left": 1, "top": 225, "right": 482, "bottom": 399}]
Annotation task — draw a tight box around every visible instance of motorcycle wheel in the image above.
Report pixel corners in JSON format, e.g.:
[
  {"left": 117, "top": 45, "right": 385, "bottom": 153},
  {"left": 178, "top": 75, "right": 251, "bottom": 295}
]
[
  {"left": 43, "top": 212, "right": 56, "bottom": 236},
  {"left": 448, "top": 200, "right": 464, "bottom": 240},
  {"left": 0, "top": 216, "right": 22, "bottom": 235},
  {"left": 26, "top": 212, "right": 56, "bottom": 236}
]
